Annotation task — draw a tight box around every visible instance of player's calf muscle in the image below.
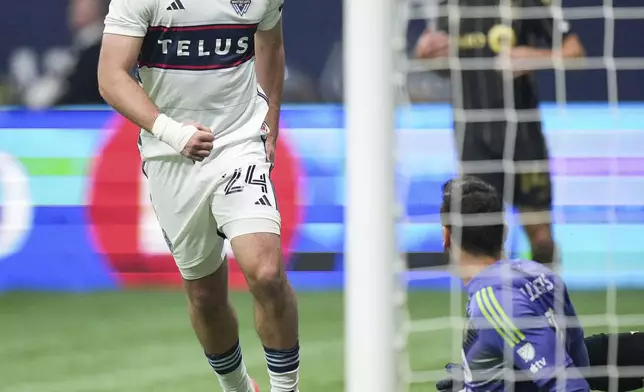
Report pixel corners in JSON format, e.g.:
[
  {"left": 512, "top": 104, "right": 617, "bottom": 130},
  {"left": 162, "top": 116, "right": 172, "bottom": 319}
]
[
  {"left": 184, "top": 264, "right": 239, "bottom": 354},
  {"left": 188, "top": 298, "right": 239, "bottom": 354}
]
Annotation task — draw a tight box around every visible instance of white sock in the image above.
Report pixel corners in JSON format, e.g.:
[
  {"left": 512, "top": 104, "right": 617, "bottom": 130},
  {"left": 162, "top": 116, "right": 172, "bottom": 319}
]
[
  {"left": 267, "top": 368, "right": 299, "bottom": 392},
  {"left": 206, "top": 341, "right": 254, "bottom": 392},
  {"left": 265, "top": 343, "right": 300, "bottom": 392}
]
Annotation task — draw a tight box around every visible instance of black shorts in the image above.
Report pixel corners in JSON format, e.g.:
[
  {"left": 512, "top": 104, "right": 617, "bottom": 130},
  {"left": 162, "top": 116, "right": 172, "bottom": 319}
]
[{"left": 455, "top": 121, "right": 552, "bottom": 211}]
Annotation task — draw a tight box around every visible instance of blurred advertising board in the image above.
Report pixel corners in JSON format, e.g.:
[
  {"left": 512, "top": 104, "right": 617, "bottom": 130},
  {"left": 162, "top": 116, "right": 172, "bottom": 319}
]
[{"left": 0, "top": 104, "right": 643, "bottom": 292}]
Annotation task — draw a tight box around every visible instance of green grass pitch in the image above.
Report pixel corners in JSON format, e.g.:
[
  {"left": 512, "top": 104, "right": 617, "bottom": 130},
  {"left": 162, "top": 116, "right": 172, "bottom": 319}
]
[{"left": 2, "top": 290, "right": 644, "bottom": 392}]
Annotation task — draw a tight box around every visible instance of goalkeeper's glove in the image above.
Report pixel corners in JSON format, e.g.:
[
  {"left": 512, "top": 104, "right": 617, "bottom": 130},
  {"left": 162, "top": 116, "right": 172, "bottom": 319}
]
[{"left": 436, "top": 363, "right": 464, "bottom": 392}]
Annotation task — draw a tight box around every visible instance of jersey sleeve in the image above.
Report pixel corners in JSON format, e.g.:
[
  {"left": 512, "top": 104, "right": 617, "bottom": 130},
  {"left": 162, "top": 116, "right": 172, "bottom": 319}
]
[
  {"left": 258, "top": 0, "right": 283, "bottom": 31},
  {"left": 103, "top": 0, "right": 155, "bottom": 37},
  {"left": 521, "top": 0, "right": 573, "bottom": 47},
  {"left": 471, "top": 286, "right": 590, "bottom": 392}
]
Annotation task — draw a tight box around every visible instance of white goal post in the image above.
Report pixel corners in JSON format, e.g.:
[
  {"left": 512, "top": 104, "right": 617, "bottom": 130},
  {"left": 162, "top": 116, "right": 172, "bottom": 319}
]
[{"left": 343, "top": 0, "right": 397, "bottom": 391}]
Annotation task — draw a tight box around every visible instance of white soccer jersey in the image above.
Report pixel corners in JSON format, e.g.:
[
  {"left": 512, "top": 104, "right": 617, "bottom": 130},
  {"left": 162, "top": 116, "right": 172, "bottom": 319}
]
[{"left": 104, "top": 0, "right": 283, "bottom": 159}]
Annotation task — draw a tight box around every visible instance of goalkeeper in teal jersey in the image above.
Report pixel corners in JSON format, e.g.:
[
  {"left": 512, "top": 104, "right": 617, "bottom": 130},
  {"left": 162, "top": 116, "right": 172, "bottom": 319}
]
[{"left": 438, "top": 177, "right": 644, "bottom": 392}]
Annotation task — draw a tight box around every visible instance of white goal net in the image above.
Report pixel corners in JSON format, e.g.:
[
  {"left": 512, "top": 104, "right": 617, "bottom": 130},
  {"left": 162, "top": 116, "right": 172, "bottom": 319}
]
[{"left": 345, "top": 0, "right": 644, "bottom": 391}]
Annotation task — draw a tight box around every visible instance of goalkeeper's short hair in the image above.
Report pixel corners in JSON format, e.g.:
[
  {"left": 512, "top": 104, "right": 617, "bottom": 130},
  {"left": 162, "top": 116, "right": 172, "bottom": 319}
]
[{"left": 440, "top": 176, "right": 506, "bottom": 258}]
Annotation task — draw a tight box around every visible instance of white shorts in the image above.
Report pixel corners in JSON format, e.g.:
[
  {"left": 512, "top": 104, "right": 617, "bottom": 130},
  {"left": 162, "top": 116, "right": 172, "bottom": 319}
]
[{"left": 143, "top": 138, "right": 281, "bottom": 280}]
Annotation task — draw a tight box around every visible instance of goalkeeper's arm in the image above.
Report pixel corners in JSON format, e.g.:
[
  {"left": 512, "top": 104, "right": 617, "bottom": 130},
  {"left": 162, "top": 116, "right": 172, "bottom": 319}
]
[{"left": 437, "top": 332, "right": 644, "bottom": 392}]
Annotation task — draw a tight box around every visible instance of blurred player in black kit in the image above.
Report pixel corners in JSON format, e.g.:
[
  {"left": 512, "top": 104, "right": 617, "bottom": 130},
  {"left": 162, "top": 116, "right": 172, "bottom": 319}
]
[{"left": 415, "top": 0, "right": 585, "bottom": 265}]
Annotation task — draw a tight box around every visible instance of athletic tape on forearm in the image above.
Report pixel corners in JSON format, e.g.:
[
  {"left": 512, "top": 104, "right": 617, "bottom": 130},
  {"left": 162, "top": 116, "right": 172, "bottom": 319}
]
[{"left": 150, "top": 114, "right": 197, "bottom": 154}]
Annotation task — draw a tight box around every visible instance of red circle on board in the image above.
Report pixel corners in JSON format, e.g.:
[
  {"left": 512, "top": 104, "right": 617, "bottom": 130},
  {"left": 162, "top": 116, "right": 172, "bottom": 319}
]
[{"left": 88, "top": 115, "right": 302, "bottom": 287}]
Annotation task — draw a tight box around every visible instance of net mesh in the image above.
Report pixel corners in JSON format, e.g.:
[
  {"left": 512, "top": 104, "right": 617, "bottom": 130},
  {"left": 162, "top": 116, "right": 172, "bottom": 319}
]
[{"left": 394, "top": 1, "right": 644, "bottom": 391}]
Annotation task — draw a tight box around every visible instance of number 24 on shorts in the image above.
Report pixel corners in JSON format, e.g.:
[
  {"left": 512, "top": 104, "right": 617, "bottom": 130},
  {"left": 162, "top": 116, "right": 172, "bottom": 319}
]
[{"left": 224, "top": 164, "right": 271, "bottom": 197}]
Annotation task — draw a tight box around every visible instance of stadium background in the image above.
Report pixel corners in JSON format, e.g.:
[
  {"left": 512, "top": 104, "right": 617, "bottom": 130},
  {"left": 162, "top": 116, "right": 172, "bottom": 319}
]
[
  {"left": 1, "top": 0, "right": 644, "bottom": 391},
  {"left": 1, "top": 104, "right": 644, "bottom": 292}
]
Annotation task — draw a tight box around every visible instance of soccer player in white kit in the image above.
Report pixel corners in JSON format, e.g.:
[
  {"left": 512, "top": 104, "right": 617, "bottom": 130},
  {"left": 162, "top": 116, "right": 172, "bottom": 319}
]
[{"left": 98, "top": 0, "right": 299, "bottom": 391}]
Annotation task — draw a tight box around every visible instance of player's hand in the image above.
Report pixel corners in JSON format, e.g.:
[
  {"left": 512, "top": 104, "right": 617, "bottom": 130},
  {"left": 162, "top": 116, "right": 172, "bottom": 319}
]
[
  {"left": 436, "top": 363, "right": 464, "bottom": 392},
  {"left": 150, "top": 114, "right": 214, "bottom": 160},
  {"left": 181, "top": 123, "right": 215, "bottom": 162},
  {"left": 265, "top": 139, "right": 276, "bottom": 166},
  {"left": 496, "top": 46, "right": 550, "bottom": 77},
  {"left": 415, "top": 29, "right": 449, "bottom": 59}
]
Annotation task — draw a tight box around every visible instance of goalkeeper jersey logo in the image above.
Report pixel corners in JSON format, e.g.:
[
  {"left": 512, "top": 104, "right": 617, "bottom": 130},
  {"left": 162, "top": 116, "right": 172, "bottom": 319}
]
[{"left": 516, "top": 342, "right": 536, "bottom": 362}]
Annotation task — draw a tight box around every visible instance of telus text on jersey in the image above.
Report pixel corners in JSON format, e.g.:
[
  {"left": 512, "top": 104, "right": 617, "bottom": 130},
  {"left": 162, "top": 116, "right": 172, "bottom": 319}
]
[
  {"left": 139, "top": 24, "right": 258, "bottom": 70},
  {"left": 156, "top": 37, "right": 250, "bottom": 57}
]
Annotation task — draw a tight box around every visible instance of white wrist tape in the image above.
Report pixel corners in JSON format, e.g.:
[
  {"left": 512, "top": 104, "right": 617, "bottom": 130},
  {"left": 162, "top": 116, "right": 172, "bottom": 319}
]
[{"left": 150, "top": 114, "right": 196, "bottom": 154}]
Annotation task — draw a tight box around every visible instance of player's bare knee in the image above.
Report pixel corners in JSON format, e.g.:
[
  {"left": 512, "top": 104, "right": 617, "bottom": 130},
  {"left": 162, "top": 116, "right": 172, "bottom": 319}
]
[
  {"left": 246, "top": 254, "right": 285, "bottom": 300},
  {"left": 231, "top": 231, "right": 286, "bottom": 299},
  {"left": 531, "top": 240, "right": 555, "bottom": 265},
  {"left": 187, "top": 287, "right": 230, "bottom": 321},
  {"left": 524, "top": 224, "right": 555, "bottom": 264},
  {"left": 249, "top": 246, "right": 285, "bottom": 297},
  {"left": 184, "top": 273, "right": 229, "bottom": 315},
  {"left": 532, "top": 248, "right": 555, "bottom": 266}
]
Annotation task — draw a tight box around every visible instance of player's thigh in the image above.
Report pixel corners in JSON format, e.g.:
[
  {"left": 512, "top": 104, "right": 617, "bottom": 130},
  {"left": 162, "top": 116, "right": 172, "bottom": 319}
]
[
  {"left": 214, "top": 164, "right": 283, "bottom": 283},
  {"left": 513, "top": 124, "right": 552, "bottom": 214},
  {"left": 144, "top": 156, "right": 224, "bottom": 280},
  {"left": 512, "top": 124, "right": 553, "bottom": 244},
  {"left": 211, "top": 147, "right": 282, "bottom": 282},
  {"left": 514, "top": 175, "right": 553, "bottom": 233},
  {"left": 231, "top": 231, "right": 283, "bottom": 286}
]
